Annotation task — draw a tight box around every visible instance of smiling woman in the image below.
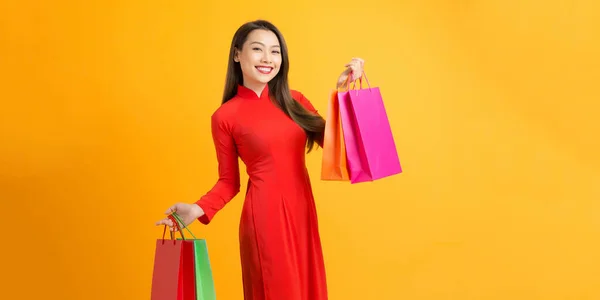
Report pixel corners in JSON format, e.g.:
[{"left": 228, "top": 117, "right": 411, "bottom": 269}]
[
  {"left": 154, "top": 19, "right": 364, "bottom": 300},
  {"left": 234, "top": 31, "right": 281, "bottom": 92}
]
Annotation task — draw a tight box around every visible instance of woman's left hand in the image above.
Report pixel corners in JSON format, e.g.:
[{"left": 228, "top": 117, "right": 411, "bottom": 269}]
[{"left": 336, "top": 57, "right": 365, "bottom": 89}]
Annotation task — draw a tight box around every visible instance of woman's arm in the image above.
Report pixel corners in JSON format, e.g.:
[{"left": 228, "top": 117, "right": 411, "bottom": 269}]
[{"left": 194, "top": 109, "right": 241, "bottom": 225}]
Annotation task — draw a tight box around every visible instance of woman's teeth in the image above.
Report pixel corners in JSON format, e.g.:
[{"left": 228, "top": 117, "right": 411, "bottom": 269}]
[{"left": 256, "top": 67, "right": 272, "bottom": 74}]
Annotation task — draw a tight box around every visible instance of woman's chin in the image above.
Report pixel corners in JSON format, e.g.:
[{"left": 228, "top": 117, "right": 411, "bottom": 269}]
[
  {"left": 255, "top": 76, "right": 276, "bottom": 84},
  {"left": 244, "top": 72, "right": 279, "bottom": 85}
]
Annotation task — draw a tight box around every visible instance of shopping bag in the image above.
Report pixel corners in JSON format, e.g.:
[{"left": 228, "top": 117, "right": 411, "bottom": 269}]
[
  {"left": 321, "top": 89, "right": 350, "bottom": 181},
  {"left": 151, "top": 214, "right": 197, "bottom": 300},
  {"left": 338, "top": 72, "right": 402, "bottom": 183},
  {"left": 171, "top": 213, "right": 217, "bottom": 300},
  {"left": 191, "top": 239, "right": 217, "bottom": 300}
]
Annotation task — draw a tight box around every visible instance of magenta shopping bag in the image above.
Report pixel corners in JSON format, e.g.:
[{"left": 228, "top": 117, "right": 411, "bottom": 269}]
[{"left": 338, "top": 72, "right": 402, "bottom": 183}]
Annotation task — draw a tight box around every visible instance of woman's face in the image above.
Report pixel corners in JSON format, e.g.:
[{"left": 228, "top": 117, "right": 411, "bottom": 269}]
[{"left": 235, "top": 29, "right": 282, "bottom": 89}]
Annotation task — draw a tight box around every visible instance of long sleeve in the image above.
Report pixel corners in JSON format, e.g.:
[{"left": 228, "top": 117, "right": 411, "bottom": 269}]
[
  {"left": 195, "top": 109, "right": 241, "bottom": 225},
  {"left": 291, "top": 90, "right": 325, "bottom": 148}
]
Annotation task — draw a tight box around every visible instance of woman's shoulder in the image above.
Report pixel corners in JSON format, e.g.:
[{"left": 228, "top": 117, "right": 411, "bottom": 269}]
[
  {"left": 211, "top": 97, "right": 243, "bottom": 124},
  {"left": 290, "top": 89, "right": 307, "bottom": 101},
  {"left": 290, "top": 89, "right": 318, "bottom": 113}
]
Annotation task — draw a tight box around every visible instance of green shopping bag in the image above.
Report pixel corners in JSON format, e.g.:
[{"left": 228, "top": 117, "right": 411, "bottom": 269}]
[{"left": 171, "top": 213, "right": 217, "bottom": 300}]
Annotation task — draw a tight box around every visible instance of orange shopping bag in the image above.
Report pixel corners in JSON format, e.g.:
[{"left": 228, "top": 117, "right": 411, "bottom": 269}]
[{"left": 321, "top": 89, "right": 350, "bottom": 181}]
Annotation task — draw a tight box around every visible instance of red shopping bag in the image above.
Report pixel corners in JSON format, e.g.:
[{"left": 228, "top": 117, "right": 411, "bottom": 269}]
[{"left": 151, "top": 215, "right": 197, "bottom": 300}]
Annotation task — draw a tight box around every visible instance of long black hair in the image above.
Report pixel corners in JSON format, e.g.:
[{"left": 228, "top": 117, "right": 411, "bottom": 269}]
[{"left": 222, "top": 20, "right": 325, "bottom": 153}]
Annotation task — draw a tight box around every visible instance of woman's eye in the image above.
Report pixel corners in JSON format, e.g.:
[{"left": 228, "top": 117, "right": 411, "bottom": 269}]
[
  {"left": 272, "top": 51, "right": 280, "bottom": 54},
  {"left": 253, "top": 47, "right": 261, "bottom": 51}
]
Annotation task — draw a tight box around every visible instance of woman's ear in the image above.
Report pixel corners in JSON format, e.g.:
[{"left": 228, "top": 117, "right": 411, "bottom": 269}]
[{"left": 233, "top": 48, "right": 240, "bottom": 62}]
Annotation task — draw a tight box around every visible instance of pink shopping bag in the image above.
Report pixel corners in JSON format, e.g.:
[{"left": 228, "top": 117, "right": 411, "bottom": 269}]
[{"left": 338, "top": 72, "right": 402, "bottom": 183}]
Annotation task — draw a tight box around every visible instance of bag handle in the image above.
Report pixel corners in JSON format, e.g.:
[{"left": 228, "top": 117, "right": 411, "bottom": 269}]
[
  {"left": 171, "top": 212, "right": 197, "bottom": 239},
  {"left": 160, "top": 212, "right": 198, "bottom": 244},
  {"left": 340, "top": 70, "right": 372, "bottom": 93},
  {"left": 161, "top": 215, "right": 182, "bottom": 244},
  {"left": 355, "top": 70, "right": 372, "bottom": 91}
]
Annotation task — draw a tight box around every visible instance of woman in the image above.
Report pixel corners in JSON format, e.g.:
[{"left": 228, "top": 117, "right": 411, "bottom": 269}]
[{"left": 155, "top": 19, "right": 364, "bottom": 300}]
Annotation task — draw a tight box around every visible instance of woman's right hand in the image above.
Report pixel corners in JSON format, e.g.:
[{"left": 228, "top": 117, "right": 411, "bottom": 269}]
[
  {"left": 336, "top": 57, "right": 365, "bottom": 89},
  {"left": 155, "top": 203, "right": 204, "bottom": 231}
]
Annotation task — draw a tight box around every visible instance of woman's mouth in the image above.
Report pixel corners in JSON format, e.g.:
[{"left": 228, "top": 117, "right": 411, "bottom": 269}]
[{"left": 256, "top": 66, "right": 273, "bottom": 74}]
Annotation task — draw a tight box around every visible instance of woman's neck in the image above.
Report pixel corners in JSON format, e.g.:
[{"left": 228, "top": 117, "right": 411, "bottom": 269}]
[{"left": 243, "top": 82, "right": 268, "bottom": 98}]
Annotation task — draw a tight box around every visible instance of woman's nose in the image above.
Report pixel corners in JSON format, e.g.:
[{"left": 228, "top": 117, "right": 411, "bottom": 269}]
[{"left": 261, "top": 53, "right": 271, "bottom": 63}]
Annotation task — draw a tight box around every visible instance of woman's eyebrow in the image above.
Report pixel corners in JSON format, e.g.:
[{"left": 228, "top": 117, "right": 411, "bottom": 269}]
[{"left": 250, "top": 41, "right": 280, "bottom": 48}]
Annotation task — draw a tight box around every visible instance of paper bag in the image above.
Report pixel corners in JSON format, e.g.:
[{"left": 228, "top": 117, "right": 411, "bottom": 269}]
[
  {"left": 339, "top": 72, "right": 402, "bottom": 183},
  {"left": 151, "top": 216, "right": 197, "bottom": 300},
  {"left": 321, "top": 90, "right": 350, "bottom": 181}
]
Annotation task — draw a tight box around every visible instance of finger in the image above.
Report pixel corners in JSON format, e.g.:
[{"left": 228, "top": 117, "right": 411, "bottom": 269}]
[
  {"left": 353, "top": 68, "right": 361, "bottom": 79},
  {"left": 351, "top": 59, "right": 364, "bottom": 70},
  {"left": 164, "top": 204, "right": 178, "bottom": 215},
  {"left": 352, "top": 57, "right": 365, "bottom": 64},
  {"left": 346, "top": 61, "right": 359, "bottom": 68},
  {"left": 155, "top": 218, "right": 174, "bottom": 227},
  {"left": 341, "top": 68, "right": 352, "bottom": 78}
]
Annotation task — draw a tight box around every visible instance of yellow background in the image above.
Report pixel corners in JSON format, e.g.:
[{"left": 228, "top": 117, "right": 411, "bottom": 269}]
[{"left": 2, "top": 0, "right": 599, "bottom": 299}]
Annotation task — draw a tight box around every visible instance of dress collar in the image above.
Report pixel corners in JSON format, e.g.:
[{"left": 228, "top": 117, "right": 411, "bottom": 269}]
[{"left": 236, "top": 84, "right": 270, "bottom": 100}]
